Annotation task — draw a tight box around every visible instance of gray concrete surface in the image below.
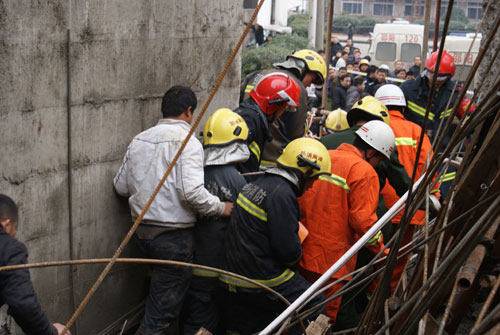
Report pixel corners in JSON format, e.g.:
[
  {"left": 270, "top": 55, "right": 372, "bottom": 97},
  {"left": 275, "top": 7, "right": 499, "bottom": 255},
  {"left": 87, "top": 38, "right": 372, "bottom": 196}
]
[{"left": 0, "top": 1, "right": 242, "bottom": 333}]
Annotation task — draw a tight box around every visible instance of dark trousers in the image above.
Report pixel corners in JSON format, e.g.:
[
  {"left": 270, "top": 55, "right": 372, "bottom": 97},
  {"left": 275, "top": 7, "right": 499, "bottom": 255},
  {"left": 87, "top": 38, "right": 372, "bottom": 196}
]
[
  {"left": 135, "top": 229, "right": 193, "bottom": 335},
  {"left": 223, "top": 273, "right": 326, "bottom": 335},
  {"left": 183, "top": 275, "right": 221, "bottom": 335}
]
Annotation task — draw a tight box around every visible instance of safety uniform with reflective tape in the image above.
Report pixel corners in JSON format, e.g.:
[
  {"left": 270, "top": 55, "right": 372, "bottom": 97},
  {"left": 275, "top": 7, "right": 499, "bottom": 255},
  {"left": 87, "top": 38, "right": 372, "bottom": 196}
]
[
  {"left": 222, "top": 172, "right": 325, "bottom": 333},
  {"left": 234, "top": 99, "right": 273, "bottom": 174},
  {"left": 223, "top": 174, "right": 302, "bottom": 286},
  {"left": 380, "top": 109, "right": 440, "bottom": 226},
  {"left": 299, "top": 143, "right": 385, "bottom": 279},
  {"left": 320, "top": 125, "right": 411, "bottom": 199},
  {"left": 400, "top": 74, "right": 459, "bottom": 146},
  {"left": 400, "top": 74, "right": 459, "bottom": 197},
  {"left": 379, "top": 109, "right": 440, "bottom": 293},
  {"left": 183, "top": 164, "right": 247, "bottom": 335},
  {"left": 298, "top": 144, "right": 385, "bottom": 322}
]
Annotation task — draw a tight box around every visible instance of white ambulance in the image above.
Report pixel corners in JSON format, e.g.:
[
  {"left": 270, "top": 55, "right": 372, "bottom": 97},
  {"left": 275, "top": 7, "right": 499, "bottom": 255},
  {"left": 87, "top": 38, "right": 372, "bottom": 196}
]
[
  {"left": 443, "top": 34, "right": 481, "bottom": 87},
  {"left": 368, "top": 23, "right": 425, "bottom": 70}
]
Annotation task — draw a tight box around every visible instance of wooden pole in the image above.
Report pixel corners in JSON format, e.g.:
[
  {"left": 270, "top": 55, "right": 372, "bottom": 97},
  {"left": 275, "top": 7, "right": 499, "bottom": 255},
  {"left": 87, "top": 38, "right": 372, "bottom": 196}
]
[
  {"left": 321, "top": 0, "right": 334, "bottom": 109},
  {"left": 433, "top": 0, "right": 441, "bottom": 51},
  {"left": 421, "top": 0, "right": 432, "bottom": 71}
]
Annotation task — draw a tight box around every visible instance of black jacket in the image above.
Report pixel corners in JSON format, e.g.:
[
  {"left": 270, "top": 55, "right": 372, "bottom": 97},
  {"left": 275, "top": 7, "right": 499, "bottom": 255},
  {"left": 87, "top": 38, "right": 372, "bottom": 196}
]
[
  {"left": 234, "top": 99, "right": 273, "bottom": 173},
  {"left": 409, "top": 64, "right": 421, "bottom": 76},
  {"left": 0, "top": 228, "right": 57, "bottom": 335},
  {"left": 400, "top": 74, "right": 459, "bottom": 147},
  {"left": 224, "top": 174, "right": 302, "bottom": 284},
  {"left": 194, "top": 165, "right": 247, "bottom": 269},
  {"left": 332, "top": 84, "right": 348, "bottom": 110}
]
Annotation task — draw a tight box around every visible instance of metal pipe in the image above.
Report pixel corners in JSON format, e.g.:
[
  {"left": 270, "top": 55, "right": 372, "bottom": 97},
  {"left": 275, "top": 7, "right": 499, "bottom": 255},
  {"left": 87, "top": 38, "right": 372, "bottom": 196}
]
[
  {"left": 259, "top": 174, "right": 426, "bottom": 335},
  {"left": 457, "top": 218, "right": 500, "bottom": 288}
]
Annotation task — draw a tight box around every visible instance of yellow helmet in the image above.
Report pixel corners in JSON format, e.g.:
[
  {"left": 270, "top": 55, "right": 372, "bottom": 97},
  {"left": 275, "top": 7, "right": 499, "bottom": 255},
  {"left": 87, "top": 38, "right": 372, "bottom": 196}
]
[
  {"left": 203, "top": 108, "right": 249, "bottom": 147},
  {"left": 277, "top": 137, "right": 331, "bottom": 178},
  {"left": 325, "top": 109, "right": 349, "bottom": 132},
  {"left": 347, "top": 96, "right": 390, "bottom": 126},
  {"left": 289, "top": 49, "right": 327, "bottom": 86}
]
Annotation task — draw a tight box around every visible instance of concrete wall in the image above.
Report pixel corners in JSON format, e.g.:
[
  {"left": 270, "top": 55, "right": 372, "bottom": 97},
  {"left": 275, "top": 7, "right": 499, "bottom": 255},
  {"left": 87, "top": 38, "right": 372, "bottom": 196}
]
[{"left": 0, "top": 1, "right": 242, "bottom": 333}]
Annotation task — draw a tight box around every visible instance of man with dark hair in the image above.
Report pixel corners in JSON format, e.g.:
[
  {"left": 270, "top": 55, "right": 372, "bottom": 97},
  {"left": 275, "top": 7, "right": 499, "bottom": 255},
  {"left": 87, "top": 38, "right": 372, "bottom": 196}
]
[
  {"left": 335, "top": 51, "right": 348, "bottom": 68},
  {"left": 114, "top": 85, "right": 233, "bottom": 335},
  {"left": 330, "top": 35, "right": 343, "bottom": 61},
  {"left": 345, "top": 38, "right": 354, "bottom": 55},
  {"left": 364, "top": 65, "right": 378, "bottom": 94},
  {"left": 0, "top": 194, "right": 69, "bottom": 335},
  {"left": 161, "top": 85, "right": 197, "bottom": 118},
  {"left": 332, "top": 74, "right": 351, "bottom": 110},
  {"left": 409, "top": 56, "right": 422, "bottom": 76},
  {"left": 346, "top": 76, "right": 365, "bottom": 111}
]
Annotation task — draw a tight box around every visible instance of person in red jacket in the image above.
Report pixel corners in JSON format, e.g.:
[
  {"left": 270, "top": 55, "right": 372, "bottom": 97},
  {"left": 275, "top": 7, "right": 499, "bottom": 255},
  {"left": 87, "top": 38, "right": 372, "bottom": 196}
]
[
  {"left": 375, "top": 84, "right": 441, "bottom": 292},
  {"left": 298, "top": 120, "right": 395, "bottom": 324}
]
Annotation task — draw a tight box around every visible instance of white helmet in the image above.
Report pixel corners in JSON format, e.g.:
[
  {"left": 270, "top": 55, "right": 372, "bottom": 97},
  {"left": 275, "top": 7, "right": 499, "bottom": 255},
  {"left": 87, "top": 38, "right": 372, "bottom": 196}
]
[
  {"left": 379, "top": 64, "right": 390, "bottom": 72},
  {"left": 375, "top": 84, "right": 406, "bottom": 107},
  {"left": 355, "top": 120, "right": 395, "bottom": 159}
]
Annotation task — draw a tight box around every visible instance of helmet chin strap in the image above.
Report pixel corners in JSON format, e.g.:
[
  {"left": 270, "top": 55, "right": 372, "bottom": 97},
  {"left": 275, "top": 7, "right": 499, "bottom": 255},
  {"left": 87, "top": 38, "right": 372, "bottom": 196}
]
[{"left": 364, "top": 149, "right": 377, "bottom": 163}]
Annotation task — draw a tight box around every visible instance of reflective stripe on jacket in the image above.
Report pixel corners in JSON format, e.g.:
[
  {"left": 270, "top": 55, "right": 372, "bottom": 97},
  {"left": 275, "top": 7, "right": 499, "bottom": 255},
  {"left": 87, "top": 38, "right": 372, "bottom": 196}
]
[
  {"left": 234, "top": 99, "right": 273, "bottom": 174},
  {"left": 400, "top": 74, "right": 459, "bottom": 147},
  {"left": 298, "top": 143, "right": 384, "bottom": 280},
  {"left": 380, "top": 110, "right": 440, "bottom": 226},
  {"left": 223, "top": 174, "right": 302, "bottom": 287}
]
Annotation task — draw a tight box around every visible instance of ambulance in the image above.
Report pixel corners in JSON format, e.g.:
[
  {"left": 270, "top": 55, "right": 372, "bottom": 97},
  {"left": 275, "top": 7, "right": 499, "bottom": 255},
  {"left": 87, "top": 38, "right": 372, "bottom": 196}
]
[
  {"left": 442, "top": 34, "right": 481, "bottom": 87},
  {"left": 368, "top": 23, "right": 425, "bottom": 70}
]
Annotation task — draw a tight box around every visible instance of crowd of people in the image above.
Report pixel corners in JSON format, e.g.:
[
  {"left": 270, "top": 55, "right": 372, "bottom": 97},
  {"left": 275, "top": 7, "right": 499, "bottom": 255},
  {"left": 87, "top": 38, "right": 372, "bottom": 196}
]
[
  {"left": 1, "top": 43, "right": 473, "bottom": 335},
  {"left": 309, "top": 35, "right": 426, "bottom": 114}
]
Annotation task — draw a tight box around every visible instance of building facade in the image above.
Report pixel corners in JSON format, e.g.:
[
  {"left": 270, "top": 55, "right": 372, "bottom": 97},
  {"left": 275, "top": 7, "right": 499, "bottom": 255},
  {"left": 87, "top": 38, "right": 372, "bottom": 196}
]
[{"left": 336, "top": 0, "right": 483, "bottom": 22}]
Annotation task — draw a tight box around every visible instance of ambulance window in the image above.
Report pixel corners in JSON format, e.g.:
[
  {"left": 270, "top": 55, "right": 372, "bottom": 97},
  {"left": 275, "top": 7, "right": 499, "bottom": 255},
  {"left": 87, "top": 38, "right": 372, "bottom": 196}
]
[
  {"left": 401, "top": 43, "right": 421, "bottom": 62},
  {"left": 376, "top": 42, "right": 396, "bottom": 61}
]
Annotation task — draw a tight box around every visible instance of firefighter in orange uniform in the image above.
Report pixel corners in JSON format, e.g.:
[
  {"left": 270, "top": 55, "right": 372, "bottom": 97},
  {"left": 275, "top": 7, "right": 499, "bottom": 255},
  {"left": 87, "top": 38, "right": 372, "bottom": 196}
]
[
  {"left": 298, "top": 120, "right": 395, "bottom": 324},
  {"left": 375, "top": 85, "right": 441, "bottom": 292}
]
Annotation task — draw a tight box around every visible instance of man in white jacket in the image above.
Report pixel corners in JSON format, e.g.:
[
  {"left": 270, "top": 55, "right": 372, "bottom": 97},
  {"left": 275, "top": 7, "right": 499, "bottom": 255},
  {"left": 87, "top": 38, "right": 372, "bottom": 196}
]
[{"left": 114, "top": 85, "right": 233, "bottom": 335}]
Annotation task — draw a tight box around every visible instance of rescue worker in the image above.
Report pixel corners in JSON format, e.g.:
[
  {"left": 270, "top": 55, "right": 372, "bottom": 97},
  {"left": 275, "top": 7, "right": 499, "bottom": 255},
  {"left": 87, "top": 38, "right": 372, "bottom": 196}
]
[
  {"left": 0, "top": 194, "right": 69, "bottom": 335},
  {"left": 222, "top": 137, "right": 331, "bottom": 334},
  {"left": 321, "top": 96, "right": 410, "bottom": 202},
  {"left": 319, "top": 96, "right": 411, "bottom": 329},
  {"left": 375, "top": 85, "right": 441, "bottom": 292},
  {"left": 299, "top": 121, "right": 395, "bottom": 325},
  {"left": 323, "top": 108, "right": 349, "bottom": 135},
  {"left": 182, "top": 109, "right": 250, "bottom": 335},
  {"left": 400, "top": 50, "right": 459, "bottom": 197},
  {"left": 235, "top": 72, "right": 301, "bottom": 174},
  {"left": 240, "top": 50, "right": 327, "bottom": 167}
]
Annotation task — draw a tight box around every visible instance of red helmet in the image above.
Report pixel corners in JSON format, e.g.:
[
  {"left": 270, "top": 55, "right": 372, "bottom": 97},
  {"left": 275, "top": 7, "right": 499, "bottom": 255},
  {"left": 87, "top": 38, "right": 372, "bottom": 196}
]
[
  {"left": 425, "top": 50, "right": 456, "bottom": 76},
  {"left": 249, "top": 72, "right": 301, "bottom": 115}
]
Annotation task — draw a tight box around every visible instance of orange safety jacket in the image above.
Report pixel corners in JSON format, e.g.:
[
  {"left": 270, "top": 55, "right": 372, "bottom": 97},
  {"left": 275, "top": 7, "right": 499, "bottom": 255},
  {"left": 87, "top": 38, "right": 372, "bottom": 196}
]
[
  {"left": 298, "top": 143, "right": 385, "bottom": 280},
  {"left": 380, "top": 110, "right": 440, "bottom": 226}
]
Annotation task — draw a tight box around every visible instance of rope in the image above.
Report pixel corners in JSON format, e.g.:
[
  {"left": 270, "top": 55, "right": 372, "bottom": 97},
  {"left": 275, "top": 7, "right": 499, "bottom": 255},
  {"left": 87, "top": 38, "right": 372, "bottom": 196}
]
[{"left": 61, "top": 1, "right": 267, "bottom": 332}]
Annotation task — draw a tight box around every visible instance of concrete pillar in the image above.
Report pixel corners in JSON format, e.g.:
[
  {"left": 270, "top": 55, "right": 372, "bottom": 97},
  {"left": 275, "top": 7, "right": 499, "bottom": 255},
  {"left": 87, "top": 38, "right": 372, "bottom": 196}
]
[{"left": 0, "top": 1, "right": 242, "bottom": 333}]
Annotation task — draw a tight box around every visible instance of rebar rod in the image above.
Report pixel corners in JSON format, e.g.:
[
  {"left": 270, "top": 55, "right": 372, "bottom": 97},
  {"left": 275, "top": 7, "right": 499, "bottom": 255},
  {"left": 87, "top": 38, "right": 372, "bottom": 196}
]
[
  {"left": 259, "top": 174, "right": 426, "bottom": 335},
  {"left": 376, "top": 200, "right": 500, "bottom": 335}
]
